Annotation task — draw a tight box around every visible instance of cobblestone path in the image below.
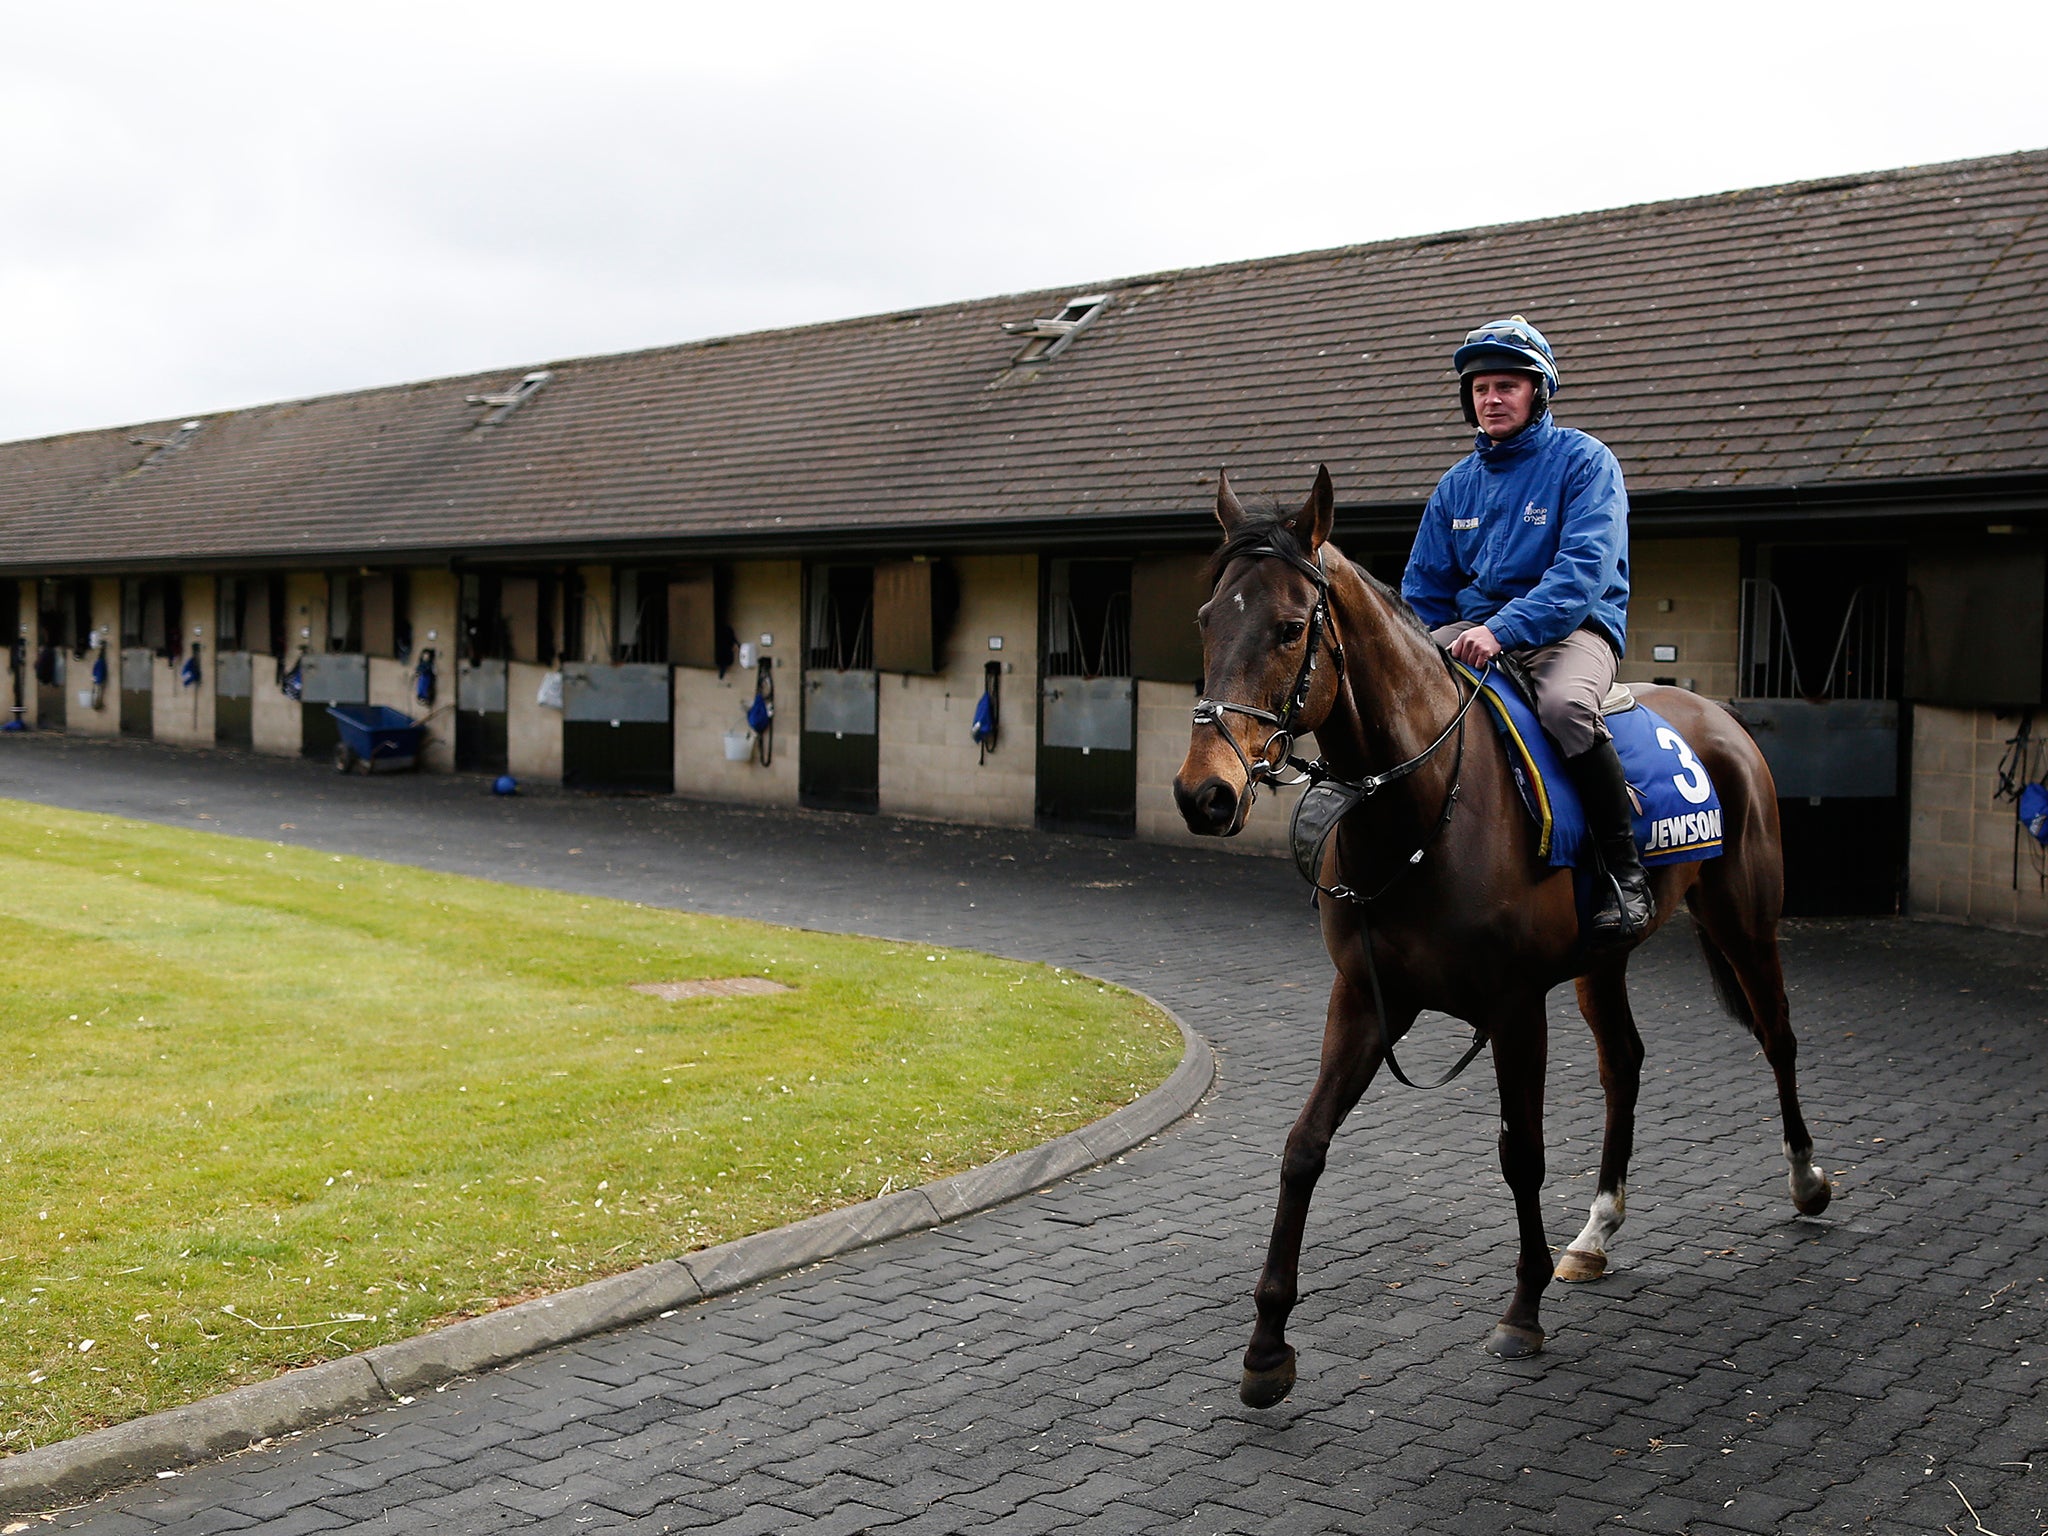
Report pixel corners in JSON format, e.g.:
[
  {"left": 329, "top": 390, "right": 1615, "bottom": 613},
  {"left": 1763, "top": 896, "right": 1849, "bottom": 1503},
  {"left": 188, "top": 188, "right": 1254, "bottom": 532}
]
[{"left": 4, "top": 736, "right": 2043, "bottom": 1535}]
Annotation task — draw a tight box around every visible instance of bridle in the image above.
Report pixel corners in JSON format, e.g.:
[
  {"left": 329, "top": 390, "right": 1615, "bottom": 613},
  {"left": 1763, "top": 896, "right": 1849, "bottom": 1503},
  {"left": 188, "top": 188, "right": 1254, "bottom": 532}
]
[
  {"left": 1190, "top": 543, "right": 1340, "bottom": 812},
  {"left": 1191, "top": 542, "right": 1487, "bottom": 833},
  {"left": 1190, "top": 538, "right": 1495, "bottom": 1089}
]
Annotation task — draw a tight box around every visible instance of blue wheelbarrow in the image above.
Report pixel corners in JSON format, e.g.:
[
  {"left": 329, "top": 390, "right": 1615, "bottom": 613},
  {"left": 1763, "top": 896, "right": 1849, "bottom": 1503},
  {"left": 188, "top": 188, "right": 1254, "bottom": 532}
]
[{"left": 326, "top": 704, "right": 428, "bottom": 774}]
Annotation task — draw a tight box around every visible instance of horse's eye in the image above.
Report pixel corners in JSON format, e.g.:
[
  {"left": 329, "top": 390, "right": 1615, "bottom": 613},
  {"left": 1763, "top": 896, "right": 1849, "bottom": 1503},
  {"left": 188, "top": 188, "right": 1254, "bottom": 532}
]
[{"left": 1278, "top": 620, "right": 1306, "bottom": 645}]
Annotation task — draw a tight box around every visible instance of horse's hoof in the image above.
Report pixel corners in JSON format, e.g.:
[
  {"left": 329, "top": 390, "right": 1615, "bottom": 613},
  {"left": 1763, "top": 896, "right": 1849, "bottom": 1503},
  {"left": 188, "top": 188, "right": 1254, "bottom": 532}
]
[
  {"left": 1484, "top": 1323, "right": 1545, "bottom": 1359},
  {"left": 1239, "top": 1347, "right": 1297, "bottom": 1408},
  {"left": 1554, "top": 1248, "right": 1607, "bottom": 1284},
  {"left": 1791, "top": 1170, "right": 1833, "bottom": 1216}
]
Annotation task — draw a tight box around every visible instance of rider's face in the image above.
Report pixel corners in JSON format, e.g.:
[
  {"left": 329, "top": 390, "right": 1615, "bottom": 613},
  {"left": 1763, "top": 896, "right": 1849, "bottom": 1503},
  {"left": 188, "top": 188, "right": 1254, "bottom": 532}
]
[{"left": 1469, "top": 373, "right": 1537, "bottom": 439}]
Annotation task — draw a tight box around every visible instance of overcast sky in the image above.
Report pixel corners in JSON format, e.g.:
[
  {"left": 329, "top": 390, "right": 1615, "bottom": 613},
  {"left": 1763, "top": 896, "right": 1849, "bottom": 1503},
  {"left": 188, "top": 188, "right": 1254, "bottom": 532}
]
[{"left": 4, "top": 0, "right": 2045, "bottom": 444}]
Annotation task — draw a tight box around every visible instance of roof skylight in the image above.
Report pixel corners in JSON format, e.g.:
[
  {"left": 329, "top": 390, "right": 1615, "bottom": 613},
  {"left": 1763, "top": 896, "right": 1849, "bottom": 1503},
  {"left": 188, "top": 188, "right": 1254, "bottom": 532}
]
[
  {"left": 1000, "top": 294, "right": 1111, "bottom": 365},
  {"left": 465, "top": 370, "right": 554, "bottom": 425}
]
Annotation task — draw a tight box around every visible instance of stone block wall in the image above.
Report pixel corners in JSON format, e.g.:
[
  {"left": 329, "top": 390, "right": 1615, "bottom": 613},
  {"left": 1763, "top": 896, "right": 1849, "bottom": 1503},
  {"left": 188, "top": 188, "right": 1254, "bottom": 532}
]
[
  {"left": 69, "top": 579, "right": 122, "bottom": 737},
  {"left": 152, "top": 575, "right": 216, "bottom": 745},
  {"left": 1617, "top": 537, "right": 1740, "bottom": 700},
  {"left": 284, "top": 572, "right": 326, "bottom": 663},
  {"left": 674, "top": 560, "right": 801, "bottom": 806},
  {"left": 507, "top": 660, "right": 562, "bottom": 782},
  {"left": 243, "top": 573, "right": 329, "bottom": 758},
  {"left": 877, "top": 556, "right": 1036, "bottom": 827},
  {"left": 250, "top": 656, "right": 302, "bottom": 755},
  {"left": 1908, "top": 704, "right": 2048, "bottom": 934},
  {"left": 397, "top": 568, "right": 458, "bottom": 771}
]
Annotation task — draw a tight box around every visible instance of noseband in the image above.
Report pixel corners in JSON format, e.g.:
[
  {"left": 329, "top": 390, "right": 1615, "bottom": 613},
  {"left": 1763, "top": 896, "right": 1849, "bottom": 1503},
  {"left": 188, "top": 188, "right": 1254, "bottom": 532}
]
[{"left": 1191, "top": 544, "right": 1339, "bottom": 807}]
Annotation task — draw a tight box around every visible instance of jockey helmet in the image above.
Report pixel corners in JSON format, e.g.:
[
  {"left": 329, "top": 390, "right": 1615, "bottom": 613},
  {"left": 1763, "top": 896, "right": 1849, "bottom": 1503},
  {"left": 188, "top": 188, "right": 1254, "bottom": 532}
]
[{"left": 1453, "top": 314, "right": 1559, "bottom": 426}]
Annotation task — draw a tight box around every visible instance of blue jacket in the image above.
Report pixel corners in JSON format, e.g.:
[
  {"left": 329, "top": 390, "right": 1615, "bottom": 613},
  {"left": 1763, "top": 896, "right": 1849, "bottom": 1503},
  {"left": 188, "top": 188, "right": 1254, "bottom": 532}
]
[{"left": 1401, "top": 413, "right": 1631, "bottom": 656}]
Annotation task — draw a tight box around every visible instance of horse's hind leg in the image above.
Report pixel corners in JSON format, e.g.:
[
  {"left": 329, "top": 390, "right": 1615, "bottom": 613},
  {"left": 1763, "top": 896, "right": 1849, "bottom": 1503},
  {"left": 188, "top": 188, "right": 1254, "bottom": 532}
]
[
  {"left": 1556, "top": 958, "right": 1644, "bottom": 1284},
  {"left": 1242, "top": 971, "right": 1400, "bottom": 1408},
  {"left": 1485, "top": 999, "right": 1553, "bottom": 1358},
  {"left": 1689, "top": 886, "right": 1832, "bottom": 1215}
]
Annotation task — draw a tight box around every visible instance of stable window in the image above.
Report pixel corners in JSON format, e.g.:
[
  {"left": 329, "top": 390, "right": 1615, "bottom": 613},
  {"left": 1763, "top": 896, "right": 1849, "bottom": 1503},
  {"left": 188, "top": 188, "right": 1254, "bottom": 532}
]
[
  {"left": 461, "top": 574, "right": 506, "bottom": 662},
  {"left": 40, "top": 579, "right": 79, "bottom": 653},
  {"left": 217, "top": 576, "right": 281, "bottom": 657},
  {"left": 1045, "top": 560, "right": 1130, "bottom": 679},
  {"left": 807, "top": 566, "right": 874, "bottom": 671},
  {"left": 326, "top": 573, "right": 363, "bottom": 654},
  {"left": 216, "top": 577, "right": 244, "bottom": 652},
  {"left": 613, "top": 568, "right": 671, "bottom": 664},
  {"left": 560, "top": 571, "right": 586, "bottom": 664},
  {"left": 122, "top": 577, "right": 182, "bottom": 657}
]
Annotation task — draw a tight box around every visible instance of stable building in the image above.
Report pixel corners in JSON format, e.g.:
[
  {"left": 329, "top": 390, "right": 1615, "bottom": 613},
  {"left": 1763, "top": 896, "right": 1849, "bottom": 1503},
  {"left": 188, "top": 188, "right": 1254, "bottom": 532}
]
[{"left": 4, "top": 149, "right": 2046, "bottom": 933}]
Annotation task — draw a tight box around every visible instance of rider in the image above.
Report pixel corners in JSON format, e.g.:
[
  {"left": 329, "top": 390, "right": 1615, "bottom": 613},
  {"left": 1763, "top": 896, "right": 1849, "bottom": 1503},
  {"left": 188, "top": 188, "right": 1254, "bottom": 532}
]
[{"left": 1400, "top": 315, "right": 1653, "bottom": 949}]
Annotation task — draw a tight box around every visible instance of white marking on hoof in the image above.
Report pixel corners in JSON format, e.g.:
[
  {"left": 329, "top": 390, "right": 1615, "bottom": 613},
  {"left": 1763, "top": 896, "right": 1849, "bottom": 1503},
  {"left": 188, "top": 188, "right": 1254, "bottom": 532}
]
[
  {"left": 1566, "top": 1186, "right": 1626, "bottom": 1261},
  {"left": 1785, "top": 1141, "right": 1831, "bottom": 1213}
]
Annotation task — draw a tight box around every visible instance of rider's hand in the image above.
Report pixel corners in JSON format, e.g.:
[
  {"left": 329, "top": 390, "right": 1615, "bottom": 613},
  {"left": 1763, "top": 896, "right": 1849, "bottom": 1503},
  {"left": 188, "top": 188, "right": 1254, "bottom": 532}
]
[{"left": 1448, "top": 625, "right": 1504, "bottom": 666}]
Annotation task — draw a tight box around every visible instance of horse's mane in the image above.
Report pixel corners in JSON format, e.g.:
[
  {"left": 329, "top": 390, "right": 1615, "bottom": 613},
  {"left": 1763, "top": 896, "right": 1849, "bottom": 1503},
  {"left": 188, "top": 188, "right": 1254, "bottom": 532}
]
[{"left": 1208, "top": 511, "right": 1433, "bottom": 640}]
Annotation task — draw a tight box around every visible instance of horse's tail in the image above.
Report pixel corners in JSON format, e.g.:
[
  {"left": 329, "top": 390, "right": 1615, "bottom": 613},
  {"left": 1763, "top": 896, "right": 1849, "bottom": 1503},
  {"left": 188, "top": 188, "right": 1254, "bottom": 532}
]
[{"left": 1689, "top": 906, "right": 1756, "bottom": 1032}]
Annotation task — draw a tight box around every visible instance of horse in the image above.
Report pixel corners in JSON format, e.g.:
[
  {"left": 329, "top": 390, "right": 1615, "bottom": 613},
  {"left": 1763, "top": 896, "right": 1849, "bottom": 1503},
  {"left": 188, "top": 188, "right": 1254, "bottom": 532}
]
[{"left": 1174, "top": 466, "right": 1831, "bottom": 1408}]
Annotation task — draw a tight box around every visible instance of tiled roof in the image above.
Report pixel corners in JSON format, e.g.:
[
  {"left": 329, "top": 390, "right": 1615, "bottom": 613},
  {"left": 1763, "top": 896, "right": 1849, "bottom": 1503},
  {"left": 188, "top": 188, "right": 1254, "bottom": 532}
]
[{"left": 5, "top": 149, "right": 2047, "bottom": 570}]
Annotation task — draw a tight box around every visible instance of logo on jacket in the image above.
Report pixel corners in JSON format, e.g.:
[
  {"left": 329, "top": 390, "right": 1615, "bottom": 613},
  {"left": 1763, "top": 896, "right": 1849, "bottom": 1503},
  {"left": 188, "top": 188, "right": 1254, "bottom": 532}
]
[
  {"left": 1521, "top": 502, "right": 1549, "bottom": 525},
  {"left": 1450, "top": 517, "right": 1480, "bottom": 531}
]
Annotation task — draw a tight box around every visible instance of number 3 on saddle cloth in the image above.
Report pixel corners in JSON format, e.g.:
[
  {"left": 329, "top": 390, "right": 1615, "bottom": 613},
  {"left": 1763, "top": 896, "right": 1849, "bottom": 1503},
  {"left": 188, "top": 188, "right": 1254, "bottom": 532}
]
[{"left": 1449, "top": 659, "right": 1725, "bottom": 874}]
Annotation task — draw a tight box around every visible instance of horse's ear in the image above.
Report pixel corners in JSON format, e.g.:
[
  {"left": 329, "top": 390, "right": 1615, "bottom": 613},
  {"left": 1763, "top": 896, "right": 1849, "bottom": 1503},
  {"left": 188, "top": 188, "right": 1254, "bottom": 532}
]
[
  {"left": 1215, "top": 468, "right": 1249, "bottom": 534},
  {"left": 1288, "top": 465, "right": 1335, "bottom": 551}
]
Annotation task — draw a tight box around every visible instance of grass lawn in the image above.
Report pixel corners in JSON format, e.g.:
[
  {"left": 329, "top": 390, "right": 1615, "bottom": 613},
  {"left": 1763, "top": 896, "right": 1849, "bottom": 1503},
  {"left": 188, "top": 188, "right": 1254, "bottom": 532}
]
[{"left": 0, "top": 799, "right": 1181, "bottom": 1452}]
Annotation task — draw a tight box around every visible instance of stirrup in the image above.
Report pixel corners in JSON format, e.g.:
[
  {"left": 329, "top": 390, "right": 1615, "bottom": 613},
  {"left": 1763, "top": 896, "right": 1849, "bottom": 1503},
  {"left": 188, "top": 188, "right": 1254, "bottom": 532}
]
[{"left": 1587, "top": 867, "right": 1652, "bottom": 948}]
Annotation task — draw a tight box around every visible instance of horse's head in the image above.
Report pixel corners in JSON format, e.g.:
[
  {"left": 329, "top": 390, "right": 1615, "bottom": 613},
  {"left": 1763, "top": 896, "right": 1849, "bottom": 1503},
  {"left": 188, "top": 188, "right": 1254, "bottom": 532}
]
[{"left": 1174, "top": 466, "right": 1341, "bottom": 835}]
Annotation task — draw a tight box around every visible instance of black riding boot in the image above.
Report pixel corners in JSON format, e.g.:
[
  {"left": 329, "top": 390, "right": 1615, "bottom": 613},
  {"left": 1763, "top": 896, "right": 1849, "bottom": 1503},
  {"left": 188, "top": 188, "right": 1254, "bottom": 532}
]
[{"left": 1566, "top": 739, "right": 1654, "bottom": 950}]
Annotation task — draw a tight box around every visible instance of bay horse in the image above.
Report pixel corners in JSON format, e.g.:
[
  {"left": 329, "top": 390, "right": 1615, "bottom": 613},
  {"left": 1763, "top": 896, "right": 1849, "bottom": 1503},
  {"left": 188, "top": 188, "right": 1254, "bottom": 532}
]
[{"left": 1174, "top": 466, "right": 1831, "bottom": 1408}]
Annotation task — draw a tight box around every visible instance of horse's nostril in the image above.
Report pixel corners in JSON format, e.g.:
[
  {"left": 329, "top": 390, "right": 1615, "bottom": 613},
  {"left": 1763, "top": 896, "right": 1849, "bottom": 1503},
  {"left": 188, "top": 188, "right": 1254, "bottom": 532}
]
[
  {"left": 1194, "top": 778, "right": 1237, "bottom": 831},
  {"left": 1176, "top": 773, "right": 1242, "bottom": 834}
]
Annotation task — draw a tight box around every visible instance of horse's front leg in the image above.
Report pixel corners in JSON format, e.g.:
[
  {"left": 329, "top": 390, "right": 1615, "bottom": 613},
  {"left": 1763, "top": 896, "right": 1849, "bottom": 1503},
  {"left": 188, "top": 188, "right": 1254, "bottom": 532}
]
[
  {"left": 1485, "top": 1001, "right": 1553, "bottom": 1358},
  {"left": 1242, "top": 969, "right": 1405, "bottom": 1408}
]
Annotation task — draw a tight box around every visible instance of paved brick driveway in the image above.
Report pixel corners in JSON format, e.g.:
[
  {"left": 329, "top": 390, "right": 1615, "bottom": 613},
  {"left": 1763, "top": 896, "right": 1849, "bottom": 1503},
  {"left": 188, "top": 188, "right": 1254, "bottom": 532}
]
[{"left": 4, "top": 735, "right": 2044, "bottom": 1536}]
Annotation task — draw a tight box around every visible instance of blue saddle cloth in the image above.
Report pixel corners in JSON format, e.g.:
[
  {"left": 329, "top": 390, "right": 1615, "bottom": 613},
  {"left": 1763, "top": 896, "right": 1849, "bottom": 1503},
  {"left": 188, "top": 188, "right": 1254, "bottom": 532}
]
[{"left": 1451, "top": 662, "right": 1724, "bottom": 871}]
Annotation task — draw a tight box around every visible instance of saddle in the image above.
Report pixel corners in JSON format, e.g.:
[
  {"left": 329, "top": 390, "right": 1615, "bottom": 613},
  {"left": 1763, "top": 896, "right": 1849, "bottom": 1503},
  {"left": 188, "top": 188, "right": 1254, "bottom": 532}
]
[
  {"left": 1290, "top": 661, "right": 1726, "bottom": 892},
  {"left": 1458, "top": 661, "right": 1724, "bottom": 871},
  {"left": 1490, "top": 649, "right": 1637, "bottom": 722}
]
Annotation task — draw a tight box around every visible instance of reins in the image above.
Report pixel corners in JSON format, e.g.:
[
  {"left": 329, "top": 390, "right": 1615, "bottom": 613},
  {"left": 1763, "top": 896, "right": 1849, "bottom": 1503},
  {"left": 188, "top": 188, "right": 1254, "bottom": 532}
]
[{"left": 1191, "top": 540, "right": 1492, "bottom": 1090}]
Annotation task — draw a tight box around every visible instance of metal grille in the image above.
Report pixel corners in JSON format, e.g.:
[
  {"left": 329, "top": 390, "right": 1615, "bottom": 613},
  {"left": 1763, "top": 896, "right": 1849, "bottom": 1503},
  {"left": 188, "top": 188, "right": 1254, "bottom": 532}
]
[
  {"left": 807, "top": 569, "right": 873, "bottom": 671},
  {"left": 1740, "top": 578, "right": 1894, "bottom": 701},
  {"left": 612, "top": 570, "right": 670, "bottom": 664},
  {"left": 1045, "top": 561, "right": 1131, "bottom": 679}
]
